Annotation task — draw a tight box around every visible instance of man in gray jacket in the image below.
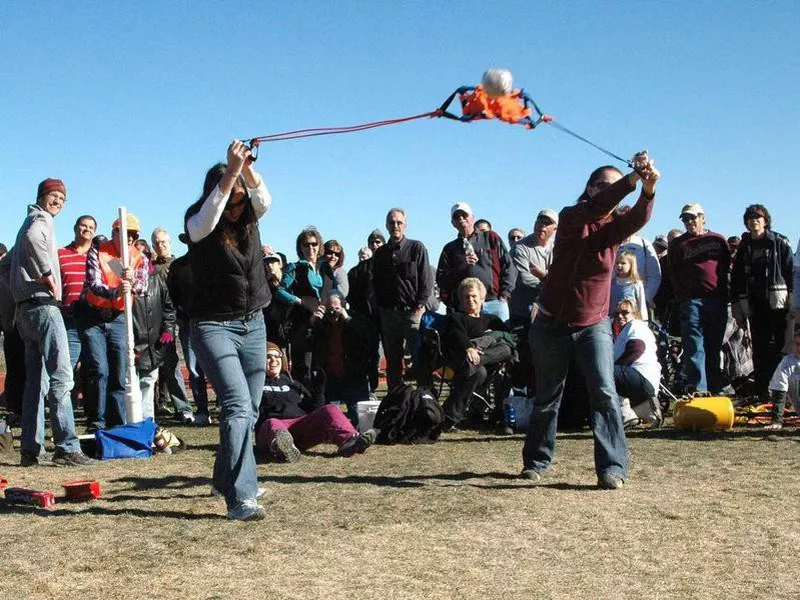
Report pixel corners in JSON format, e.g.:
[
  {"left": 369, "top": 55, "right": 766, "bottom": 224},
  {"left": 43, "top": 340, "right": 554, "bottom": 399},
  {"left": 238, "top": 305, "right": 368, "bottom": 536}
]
[{"left": 11, "top": 178, "right": 95, "bottom": 466}]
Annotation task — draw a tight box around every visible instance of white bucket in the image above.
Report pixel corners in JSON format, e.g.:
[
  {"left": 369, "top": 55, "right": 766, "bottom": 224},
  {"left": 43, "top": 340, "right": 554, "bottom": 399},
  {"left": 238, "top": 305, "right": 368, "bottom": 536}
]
[{"left": 356, "top": 400, "right": 381, "bottom": 432}]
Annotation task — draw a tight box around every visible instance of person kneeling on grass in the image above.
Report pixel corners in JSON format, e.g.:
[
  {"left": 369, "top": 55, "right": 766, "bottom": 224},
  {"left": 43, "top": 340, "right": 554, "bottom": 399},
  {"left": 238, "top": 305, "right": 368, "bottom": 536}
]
[
  {"left": 612, "top": 298, "right": 662, "bottom": 429},
  {"left": 255, "top": 342, "right": 375, "bottom": 461},
  {"left": 764, "top": 325, "right": 800, "bottom": 431}
]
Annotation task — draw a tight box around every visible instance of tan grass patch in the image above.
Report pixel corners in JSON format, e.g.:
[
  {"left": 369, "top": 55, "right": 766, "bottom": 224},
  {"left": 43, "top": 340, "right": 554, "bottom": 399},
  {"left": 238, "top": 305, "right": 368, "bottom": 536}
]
[{"left": 1, "top": 421, "right": 799, "bottom": 599}]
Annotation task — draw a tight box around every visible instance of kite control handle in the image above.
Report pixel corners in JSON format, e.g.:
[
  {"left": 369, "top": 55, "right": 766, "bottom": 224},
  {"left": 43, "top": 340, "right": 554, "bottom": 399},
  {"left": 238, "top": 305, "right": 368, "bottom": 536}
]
[{"left": 247, "top": 139, "right": 260, "bottom": 162}]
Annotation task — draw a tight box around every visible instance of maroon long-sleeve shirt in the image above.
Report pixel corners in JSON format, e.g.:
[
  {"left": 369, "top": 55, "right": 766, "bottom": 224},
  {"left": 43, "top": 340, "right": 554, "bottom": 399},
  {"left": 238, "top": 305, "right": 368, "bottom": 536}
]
[{"left": 537, "top": 175, "right": 654, "bottom": 327}]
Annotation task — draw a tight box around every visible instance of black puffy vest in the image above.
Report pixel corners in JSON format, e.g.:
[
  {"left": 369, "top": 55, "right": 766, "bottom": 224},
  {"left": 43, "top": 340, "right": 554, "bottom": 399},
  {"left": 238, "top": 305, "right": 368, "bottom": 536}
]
[{"left": 187, "top": 223, "right": 269, "bottom": 320}]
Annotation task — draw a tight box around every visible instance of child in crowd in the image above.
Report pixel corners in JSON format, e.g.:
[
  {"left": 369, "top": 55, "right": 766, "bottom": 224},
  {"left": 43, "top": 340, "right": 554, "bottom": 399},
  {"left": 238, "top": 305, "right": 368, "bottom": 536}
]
[
  {"left": 610, "top": 250, "right": 648, "bottom": 322},
  {"left": 765, "top": 325, "right": 800, "bottom": 430}
]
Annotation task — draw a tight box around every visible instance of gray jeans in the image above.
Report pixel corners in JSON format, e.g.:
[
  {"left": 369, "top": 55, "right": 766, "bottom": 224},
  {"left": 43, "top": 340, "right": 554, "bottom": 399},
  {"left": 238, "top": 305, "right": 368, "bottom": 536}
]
[{"left": 15, "top": 303, "right": 80, "bottom": 456}]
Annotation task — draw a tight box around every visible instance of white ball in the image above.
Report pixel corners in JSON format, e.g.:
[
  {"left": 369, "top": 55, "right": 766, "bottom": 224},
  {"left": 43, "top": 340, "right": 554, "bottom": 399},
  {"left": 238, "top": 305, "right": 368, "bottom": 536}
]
[{"left": 482, "top": 68, "right": 513, "bottom": 97}]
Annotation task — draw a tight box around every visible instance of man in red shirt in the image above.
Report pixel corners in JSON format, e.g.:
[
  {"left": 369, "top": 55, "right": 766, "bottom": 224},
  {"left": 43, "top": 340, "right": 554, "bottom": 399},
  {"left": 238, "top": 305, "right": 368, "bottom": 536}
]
[
  {"left": 58, "top": 215, "right": 96, "bottom": 370},
  {"left": 521, "top": 153, "right": 659, "bottom": 490}
]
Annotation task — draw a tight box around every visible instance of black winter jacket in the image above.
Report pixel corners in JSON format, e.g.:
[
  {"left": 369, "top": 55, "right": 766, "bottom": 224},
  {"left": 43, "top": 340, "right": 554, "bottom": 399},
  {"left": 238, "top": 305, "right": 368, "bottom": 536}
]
[{"left": 133, "top": 271, "right": 177, "bottom": 373}]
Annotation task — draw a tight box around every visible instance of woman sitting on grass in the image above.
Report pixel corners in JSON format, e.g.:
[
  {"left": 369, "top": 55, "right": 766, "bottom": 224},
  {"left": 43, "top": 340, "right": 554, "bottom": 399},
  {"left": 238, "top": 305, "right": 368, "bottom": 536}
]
[
  {"left": 612, "top": 298, "right": 662, "bottom": 428},
  {"left": 255, "top": 342, "right": 375, "bottom": 461}
]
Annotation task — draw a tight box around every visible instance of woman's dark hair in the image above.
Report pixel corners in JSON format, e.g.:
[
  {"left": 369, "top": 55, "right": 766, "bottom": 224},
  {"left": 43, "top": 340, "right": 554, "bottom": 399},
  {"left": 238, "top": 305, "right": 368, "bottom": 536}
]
[
  {"left": 742, "top": 204, "right": 771, "bottom": 230},
  {"left": 295, "top": 227, "right": 324, "bottom": 260},
  {"left": 184, "top": 162, "right": 256, "bottom": 248},
  {"left": 587, "top": 165, "right": 623, "bottom": 187},
  {"left": 134, "top": 239, "right": 152, "bottom": 258},
  {"left": 323, "top": 239, "right": 345, "bottom": 268}
]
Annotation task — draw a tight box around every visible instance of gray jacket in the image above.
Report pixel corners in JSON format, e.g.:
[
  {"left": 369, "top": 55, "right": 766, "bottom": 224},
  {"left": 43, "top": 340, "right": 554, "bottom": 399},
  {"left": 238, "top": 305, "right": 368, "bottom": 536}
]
[{"left": 10, "top": 204, "right": 62, "bottom": 303}]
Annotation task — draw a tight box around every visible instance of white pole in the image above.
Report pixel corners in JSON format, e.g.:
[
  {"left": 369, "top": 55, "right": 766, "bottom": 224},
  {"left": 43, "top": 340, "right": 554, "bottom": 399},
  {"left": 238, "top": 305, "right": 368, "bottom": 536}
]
[{"left": 119, "top": 207, "right": 143, "bottom": 423}]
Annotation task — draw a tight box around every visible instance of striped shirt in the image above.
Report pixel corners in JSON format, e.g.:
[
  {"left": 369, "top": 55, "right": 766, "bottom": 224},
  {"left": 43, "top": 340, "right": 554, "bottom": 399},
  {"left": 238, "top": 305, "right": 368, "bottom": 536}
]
[{"left": 58, "top": 242, "right": 89, "bottom": 310}]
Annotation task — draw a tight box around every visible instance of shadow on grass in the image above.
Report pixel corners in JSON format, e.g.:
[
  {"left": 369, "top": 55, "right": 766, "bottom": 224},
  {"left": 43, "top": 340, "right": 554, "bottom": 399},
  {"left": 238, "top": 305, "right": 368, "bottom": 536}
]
[
  {"left": 110, "top": 474, "right": 212, "bottom": 490},
  {"left": 0, "top": 504, "right": 225, "bottom": 519},
  {"left": 263, "top": 469, "right": 592, "bottom": 491}
]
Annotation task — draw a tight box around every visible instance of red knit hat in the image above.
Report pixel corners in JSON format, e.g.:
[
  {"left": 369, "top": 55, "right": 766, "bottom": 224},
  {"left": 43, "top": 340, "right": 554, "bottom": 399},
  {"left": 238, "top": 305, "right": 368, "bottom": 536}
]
[{"left": 37, "top": 178, "right": 66, "bottom": 199}]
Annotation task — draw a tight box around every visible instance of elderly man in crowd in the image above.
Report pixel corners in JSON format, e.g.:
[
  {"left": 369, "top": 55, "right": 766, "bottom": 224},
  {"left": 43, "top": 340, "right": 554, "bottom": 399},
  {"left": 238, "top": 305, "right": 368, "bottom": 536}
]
[
  {"left": 437, "top": 202, "right": 515, "bottom": 322},
  {"left": 372, "top": 208, "right": 433, "bottom": 390},
  {"left": 151, "top": 227, "right": 197, "bottom": 424},
  {"left": 509, "top": 209, "right": 558, "bottom": 327},
  {"left": 668, "top": 203, "right": 731, "bottom": 394},
  {"left": 11, "top": 178, "right": 95, "bottom": 466}
]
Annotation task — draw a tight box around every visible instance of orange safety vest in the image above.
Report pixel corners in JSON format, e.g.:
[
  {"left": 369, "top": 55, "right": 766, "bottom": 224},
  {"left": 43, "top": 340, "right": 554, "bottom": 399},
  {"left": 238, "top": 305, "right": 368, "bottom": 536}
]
[{"left": 83, "top": 240, "right": 143, "bottom": 312}]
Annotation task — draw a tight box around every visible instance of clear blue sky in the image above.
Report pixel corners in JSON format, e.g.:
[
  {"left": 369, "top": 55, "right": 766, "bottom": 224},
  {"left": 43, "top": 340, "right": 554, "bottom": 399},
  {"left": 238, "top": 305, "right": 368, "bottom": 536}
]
[{"left": 2, "top": 2, "right": 798, "bottom": 268}]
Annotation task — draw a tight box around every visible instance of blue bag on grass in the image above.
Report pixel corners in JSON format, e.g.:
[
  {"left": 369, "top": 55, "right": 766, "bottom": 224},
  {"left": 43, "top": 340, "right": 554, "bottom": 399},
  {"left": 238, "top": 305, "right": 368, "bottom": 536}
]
[{"left": 95, "top": 418, "right": 156, "bottom": 460}]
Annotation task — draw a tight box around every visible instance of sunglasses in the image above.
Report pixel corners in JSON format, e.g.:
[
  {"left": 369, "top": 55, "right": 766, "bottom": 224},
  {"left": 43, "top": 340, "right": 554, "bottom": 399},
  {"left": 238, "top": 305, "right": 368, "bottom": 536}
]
[
  {"left": 325, "top": 250, "right": 341, "bottom": 256},
  {"left": 266, "top": 353, "right": 282, "bottom": 360},
  {"left": 302, "top": 241, "right": 319, "bottom": 248},
  {"left": 680, "top": 214, "right": 698, "bottom": 222},
  {"left": 615, "top": 310, "right": 631, "bottom": 316}
]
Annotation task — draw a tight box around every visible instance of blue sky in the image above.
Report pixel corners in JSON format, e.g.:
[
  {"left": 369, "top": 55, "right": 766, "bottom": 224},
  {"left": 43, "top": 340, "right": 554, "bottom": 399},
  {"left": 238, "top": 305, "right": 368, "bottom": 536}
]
[{"left": 2, "top": 1, "right": 798, "bottom": 268}]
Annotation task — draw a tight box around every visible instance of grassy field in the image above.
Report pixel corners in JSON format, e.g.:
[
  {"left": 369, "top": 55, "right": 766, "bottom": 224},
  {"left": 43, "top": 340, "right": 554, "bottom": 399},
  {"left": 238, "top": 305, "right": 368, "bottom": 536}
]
[{"left": 1, "top": 406, "right": 799, "bottom": 600}]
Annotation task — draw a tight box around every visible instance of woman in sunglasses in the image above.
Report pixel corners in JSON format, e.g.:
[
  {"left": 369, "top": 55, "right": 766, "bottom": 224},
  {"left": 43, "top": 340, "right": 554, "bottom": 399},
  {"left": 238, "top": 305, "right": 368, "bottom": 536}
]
[
  {"left": 184, "top": 140, "right": 271, "bottom": 521},
  {"left": 612, "top": 298, "right": 662, "bottom": 428},
  {"left": 275, "top": 226, "right": 335, "bottom": 385},
  {"left": 323, "top": 239, "right": 349, "bottom": 298},
  {"left": 256, "top": 342, "right": 374, "bottom": 461}
]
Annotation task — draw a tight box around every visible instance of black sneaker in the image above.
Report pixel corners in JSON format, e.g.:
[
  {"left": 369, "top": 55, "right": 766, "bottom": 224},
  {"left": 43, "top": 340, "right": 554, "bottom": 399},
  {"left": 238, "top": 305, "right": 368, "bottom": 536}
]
[
  {"left": 597, "top": 472, "right": 624, "bottom": 490},
  {"left": 338, "top": 430, "right": 375, "bottom": 457},
  {"left": 270, "top": 429, "right": 301, "bottom": 463},
  {"left": 20, "top": 451, "right": 53, "bottom": 467},
  {"left": 52, "top": 450, "right": 98, "bottom": 467}
]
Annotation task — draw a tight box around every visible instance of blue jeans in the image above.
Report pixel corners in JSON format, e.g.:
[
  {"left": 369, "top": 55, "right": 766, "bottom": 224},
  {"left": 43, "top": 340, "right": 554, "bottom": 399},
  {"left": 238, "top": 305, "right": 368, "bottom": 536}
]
[
  {"left": 678, "top": 297, "right": 727, "bottom": 393},
  {"left": 482, "top": 298, "right": 510, "bottom": 323},
  {"left": 79, "top": 311, "right": 128, "bottom": 429},
  {"left": 614, "top": 365, "right": 656, "bottom": 410},
  {"left": 192, "top": 311, "right": 266, "bottom": 509},
  {"left": 522, "top": 314, "right": 628, "bottom": 479},
  {"left": 15, "top": 304, "right": 80, "bottom": 456},
  {"left": 178, "top": 316, "right": 209, "bottom": 414},
  {"left": 63, "top": 314, "right": 82, "bottom": 371}
]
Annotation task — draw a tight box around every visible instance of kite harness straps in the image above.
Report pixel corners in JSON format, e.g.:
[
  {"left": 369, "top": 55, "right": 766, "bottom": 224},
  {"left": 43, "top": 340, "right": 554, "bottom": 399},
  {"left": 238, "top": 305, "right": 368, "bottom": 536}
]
[{"left": 243, "top": 110, "right": 443, "bottom": 160}]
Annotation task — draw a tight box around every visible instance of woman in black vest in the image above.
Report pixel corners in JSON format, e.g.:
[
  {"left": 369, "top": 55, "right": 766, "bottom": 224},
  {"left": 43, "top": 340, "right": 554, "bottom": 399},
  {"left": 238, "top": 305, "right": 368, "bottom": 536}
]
[{"left": 184, "top": 140, "right": 271, "bottom": 522}]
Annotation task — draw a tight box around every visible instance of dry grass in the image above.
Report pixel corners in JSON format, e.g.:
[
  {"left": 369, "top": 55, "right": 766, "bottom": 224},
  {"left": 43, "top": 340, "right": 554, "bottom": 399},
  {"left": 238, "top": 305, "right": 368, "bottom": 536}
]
[{"left": 1, "top": 412, "right": 799, "bottom": 600}]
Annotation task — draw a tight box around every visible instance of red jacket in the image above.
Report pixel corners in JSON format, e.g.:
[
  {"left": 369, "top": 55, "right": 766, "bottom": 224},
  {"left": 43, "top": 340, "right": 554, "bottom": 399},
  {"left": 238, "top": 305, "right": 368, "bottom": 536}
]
[{"left": 537, "top": 176, "right": 654, "bottom": 327}]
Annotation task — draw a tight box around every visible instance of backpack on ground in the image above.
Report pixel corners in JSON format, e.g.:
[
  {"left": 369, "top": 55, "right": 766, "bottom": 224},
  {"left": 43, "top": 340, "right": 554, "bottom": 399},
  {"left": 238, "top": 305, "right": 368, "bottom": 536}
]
[{"left": 373, "top": 384, "right": 444, "bottom": 444}]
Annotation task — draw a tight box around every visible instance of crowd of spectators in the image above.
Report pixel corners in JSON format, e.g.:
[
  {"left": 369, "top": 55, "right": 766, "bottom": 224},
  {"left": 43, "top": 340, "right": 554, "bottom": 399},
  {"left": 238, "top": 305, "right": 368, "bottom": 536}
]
[{"left": 1, "top": 150, "right": 799, "bottom": 513}]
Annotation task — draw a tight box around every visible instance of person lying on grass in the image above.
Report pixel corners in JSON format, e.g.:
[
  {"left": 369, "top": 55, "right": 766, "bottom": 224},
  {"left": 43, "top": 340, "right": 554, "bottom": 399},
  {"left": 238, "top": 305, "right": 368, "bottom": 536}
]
[{"left": 255, "top": 342, "right": 375, "bottom": 461}]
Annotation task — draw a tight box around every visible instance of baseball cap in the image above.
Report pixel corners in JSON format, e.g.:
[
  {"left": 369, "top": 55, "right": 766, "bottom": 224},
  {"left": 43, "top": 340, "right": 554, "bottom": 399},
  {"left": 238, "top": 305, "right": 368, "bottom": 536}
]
[
  {"left": 536, "top": 208, "right": 559, "bottom": 225},
  {"left": 679, "top": 204, "right": 704, "bottom": 218},
  {"left": 264, "top": 251, "right": 281, "bottom": 262},
  {"left": 451, "top": 202, "right": 473, "bottom": 218}
]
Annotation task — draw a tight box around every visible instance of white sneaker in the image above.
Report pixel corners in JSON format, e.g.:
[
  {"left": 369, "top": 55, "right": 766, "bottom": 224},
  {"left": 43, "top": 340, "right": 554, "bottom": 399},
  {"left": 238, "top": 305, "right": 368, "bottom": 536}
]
[{"left": 227, "top": 498, "right": 265, "bottom": 521}]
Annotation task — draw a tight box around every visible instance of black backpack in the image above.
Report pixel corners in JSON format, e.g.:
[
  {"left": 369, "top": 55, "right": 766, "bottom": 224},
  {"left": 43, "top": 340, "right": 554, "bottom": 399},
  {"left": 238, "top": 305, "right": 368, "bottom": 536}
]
[{"left": 373, "top": 384, "right": 444, "bottom": 444}]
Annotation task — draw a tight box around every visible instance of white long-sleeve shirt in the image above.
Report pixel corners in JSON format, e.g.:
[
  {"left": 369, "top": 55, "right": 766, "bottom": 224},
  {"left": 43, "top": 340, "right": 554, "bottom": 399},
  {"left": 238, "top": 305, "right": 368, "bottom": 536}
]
[{"left": 187, "top": 178, "right": 271, "bottom": 243}]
